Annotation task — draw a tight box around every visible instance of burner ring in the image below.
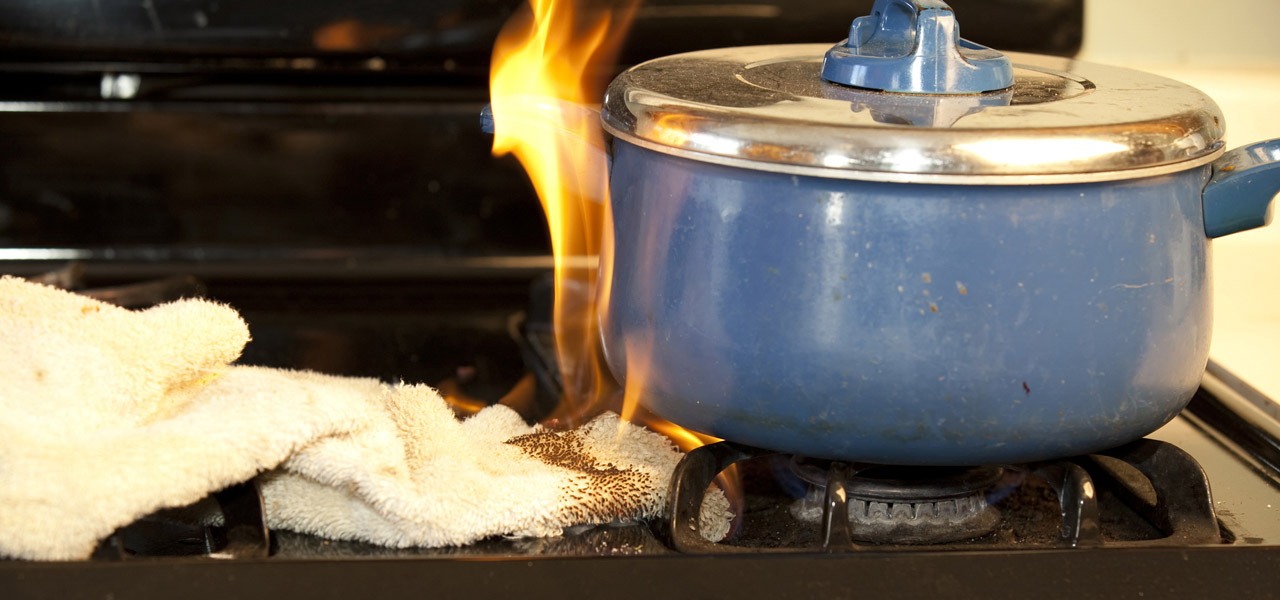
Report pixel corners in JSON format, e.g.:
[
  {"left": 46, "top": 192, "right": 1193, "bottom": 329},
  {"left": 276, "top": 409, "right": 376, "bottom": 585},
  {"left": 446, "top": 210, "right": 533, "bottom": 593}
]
[
  {"left": 843, "top": 490, "right": 1001, "bottom": 544},
  {"left": 788, "top": 459, "right": 1006, "bottom": 544},
  {"left": 789, "top": 457, "right": 1005, "bottom": 502}
]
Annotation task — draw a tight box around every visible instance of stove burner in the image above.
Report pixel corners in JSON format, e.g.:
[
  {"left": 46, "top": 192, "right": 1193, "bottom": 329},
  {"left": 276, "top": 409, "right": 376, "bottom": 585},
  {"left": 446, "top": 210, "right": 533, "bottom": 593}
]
[
  {"left": 664, "top": 438, "right": 1222, "bottom": 553},
  {"left": 788, "top": 461, "right": 1004, "bottom": 544}
]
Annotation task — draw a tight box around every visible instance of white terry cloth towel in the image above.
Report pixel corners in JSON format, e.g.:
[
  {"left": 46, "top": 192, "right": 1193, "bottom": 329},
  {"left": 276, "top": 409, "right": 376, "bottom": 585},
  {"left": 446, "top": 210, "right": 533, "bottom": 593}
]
[{"left": 0, "top": 276, "right": 731, "bottom": 560}]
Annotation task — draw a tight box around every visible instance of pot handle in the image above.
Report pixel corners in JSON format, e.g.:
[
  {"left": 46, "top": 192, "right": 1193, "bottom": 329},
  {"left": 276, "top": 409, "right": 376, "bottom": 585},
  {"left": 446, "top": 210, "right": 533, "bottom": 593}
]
[{"left": 1203, "top": 139, "right": 1280, "bottom": 238}]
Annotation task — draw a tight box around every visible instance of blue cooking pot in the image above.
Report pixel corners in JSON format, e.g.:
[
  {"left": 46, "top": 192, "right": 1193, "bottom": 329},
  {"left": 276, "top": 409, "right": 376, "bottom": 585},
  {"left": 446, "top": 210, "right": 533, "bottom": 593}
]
[{"left": 597, "top": 0, "right": 1280, "bottom": 465}]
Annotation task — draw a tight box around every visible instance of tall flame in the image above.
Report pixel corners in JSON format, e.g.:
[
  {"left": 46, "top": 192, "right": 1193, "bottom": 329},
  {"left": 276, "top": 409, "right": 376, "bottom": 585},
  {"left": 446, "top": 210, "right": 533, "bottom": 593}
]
[
  {"left": 489, "top": 0, "right": 741, "bottom": 523},
  {"left": 489, "top": 0, "right": 630, "bottom": 420}
]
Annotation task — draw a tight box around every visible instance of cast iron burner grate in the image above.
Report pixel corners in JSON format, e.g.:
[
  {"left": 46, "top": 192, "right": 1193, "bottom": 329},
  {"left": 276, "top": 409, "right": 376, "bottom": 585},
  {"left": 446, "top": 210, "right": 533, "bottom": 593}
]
[
  {"left": 91, "top": 480, "right": 271, "bottom": 560},
  {"left": 664, "top": 438, "right": 1223, "bottom": 553}
]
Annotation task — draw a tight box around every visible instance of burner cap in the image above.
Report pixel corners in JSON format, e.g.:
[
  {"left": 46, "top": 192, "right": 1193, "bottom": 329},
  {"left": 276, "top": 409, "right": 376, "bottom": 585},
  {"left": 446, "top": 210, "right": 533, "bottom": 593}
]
[{"left": 789, "top": 460, "right": 1004, "bottom": 544}]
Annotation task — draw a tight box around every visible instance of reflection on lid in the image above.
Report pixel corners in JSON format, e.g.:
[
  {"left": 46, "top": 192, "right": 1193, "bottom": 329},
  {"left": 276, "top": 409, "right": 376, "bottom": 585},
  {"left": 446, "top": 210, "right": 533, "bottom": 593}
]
[
  {"left": 839, "top": 87, "right": 1014, "bottom": 127},
  {"left": 956, "top": 138, "right": 1129, "bottom": 167}
]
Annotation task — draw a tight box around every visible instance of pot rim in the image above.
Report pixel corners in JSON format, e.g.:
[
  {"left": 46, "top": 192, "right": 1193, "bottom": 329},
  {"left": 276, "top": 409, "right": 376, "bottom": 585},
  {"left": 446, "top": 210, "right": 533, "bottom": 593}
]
[{"left": 603, "top": 130, "right": 1225, "bottom": 185}]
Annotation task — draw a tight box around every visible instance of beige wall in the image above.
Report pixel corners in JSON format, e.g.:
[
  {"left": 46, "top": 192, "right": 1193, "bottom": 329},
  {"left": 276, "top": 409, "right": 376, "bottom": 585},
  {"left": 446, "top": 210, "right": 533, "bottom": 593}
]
[{"left": 1080, "top": 0, "right": 1280, "bottom": 67}]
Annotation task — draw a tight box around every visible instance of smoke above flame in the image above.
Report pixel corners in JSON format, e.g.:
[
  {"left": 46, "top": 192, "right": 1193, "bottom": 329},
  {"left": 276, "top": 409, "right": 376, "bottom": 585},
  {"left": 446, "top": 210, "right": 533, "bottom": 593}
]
[{"left": 488, "top": 0, "right": 741, "bottom": 513}]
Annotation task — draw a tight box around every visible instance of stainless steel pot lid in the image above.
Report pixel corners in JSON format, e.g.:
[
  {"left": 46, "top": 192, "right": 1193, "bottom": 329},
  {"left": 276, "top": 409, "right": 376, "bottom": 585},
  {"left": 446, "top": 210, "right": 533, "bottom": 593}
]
[{"left": 600, "top": 3, "right": 1225, "bottom": 184}]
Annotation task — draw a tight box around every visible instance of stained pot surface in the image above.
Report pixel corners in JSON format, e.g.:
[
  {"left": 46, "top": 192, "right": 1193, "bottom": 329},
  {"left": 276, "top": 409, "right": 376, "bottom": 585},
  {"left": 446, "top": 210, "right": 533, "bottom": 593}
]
[{"left": 601, "top": 140, "right": 1213, "bottom": 465}]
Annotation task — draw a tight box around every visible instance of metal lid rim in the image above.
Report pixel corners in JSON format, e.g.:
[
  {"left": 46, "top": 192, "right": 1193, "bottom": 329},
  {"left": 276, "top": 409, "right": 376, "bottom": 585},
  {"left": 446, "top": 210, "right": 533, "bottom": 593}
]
[{"left": 604, "top": 124, "right": 1225, "bottom": 186}]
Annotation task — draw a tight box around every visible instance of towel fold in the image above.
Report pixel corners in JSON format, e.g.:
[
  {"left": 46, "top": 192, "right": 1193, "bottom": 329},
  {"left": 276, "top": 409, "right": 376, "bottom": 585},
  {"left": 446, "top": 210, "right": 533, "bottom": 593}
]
[{"left": 0, "top": 276, "right": 729, "bottom": 560}]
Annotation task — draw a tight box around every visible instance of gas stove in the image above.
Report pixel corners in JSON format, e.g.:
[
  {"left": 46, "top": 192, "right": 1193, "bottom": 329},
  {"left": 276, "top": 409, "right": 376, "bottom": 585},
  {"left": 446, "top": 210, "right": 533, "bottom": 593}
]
[{"left": 4, "top": 0, "right": 1280, "bottom": 596}]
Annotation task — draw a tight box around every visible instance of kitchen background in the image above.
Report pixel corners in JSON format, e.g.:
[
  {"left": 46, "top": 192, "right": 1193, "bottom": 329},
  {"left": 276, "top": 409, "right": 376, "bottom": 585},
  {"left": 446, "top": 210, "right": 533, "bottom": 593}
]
[
  {"left": 1080, "top": 0, "right": 1280, "bottom": 400},
  {"left": 1, "top": 0, "right": 1279, "bottom": 587}
]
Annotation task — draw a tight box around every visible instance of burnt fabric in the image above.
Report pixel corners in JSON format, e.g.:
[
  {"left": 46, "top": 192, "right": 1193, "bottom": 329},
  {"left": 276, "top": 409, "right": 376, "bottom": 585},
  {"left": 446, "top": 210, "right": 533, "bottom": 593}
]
[{"left": 0, "top": 276, "right": 731, "bottom": 560}]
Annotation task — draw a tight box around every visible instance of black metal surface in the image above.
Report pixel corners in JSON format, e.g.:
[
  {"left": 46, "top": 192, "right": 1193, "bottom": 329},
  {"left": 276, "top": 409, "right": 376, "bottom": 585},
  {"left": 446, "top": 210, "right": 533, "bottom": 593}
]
[
  {"left": 87, "top": 532, "right": 127, "bottom": 561},
  {"left": 0, "top": 108, "right": 549, "bottom": 261},
  {"left": 1031, "top": 461, "right": 1103, "bottom": 548},
  {"left": 1189, "top": 361, "right": 1280, "bottom": 476},
  {"left": 1097, "top": 439, "right": 1222, "bottom": 545},
  {"left": 86, "top": 480, "right": 270, "bottom": 560},
  {"left": 271, "top": 521, "right": 672, "bottom": 558},
  {"left": 0, "top": 0, "right": 1083, "bottom": 71},
  {"left": 210, "top": 481, "right": 271, "bottom": 559},
  {"left": 512, "top": 272, "right": 564, "bottom": 421},
  {"left": 820, "top": 463, "right": 856, "bottom": 552},
  {"left": 221, "top": 279, "right": 530, "bottom": 390},
  {"left": 666, "top": 441, "right": 776, "bottom": 554},
  {"left": 0, "top": 0, "right": 512, "bottom": 73},
  {"left": 78, "top": 273, "right": 205, "bottom": 307},
  {"left": 8, "top": 547, "right": 1280, "bottom": 600}
]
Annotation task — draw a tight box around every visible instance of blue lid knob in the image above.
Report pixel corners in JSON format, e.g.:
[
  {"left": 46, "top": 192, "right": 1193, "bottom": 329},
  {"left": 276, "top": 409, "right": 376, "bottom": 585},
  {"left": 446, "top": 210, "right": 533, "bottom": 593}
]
[{"left": 821, "top": 0, "right": 1014, "bottom": 94}]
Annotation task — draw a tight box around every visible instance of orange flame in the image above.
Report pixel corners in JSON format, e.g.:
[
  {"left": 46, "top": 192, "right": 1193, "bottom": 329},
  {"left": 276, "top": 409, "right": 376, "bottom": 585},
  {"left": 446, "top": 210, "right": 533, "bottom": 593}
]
[
  {"left": 489, "top": 0, "right": 740, "bottom": 516},
  {"left": 489, "top": 0, "right": 628, "bottom": 421}
]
